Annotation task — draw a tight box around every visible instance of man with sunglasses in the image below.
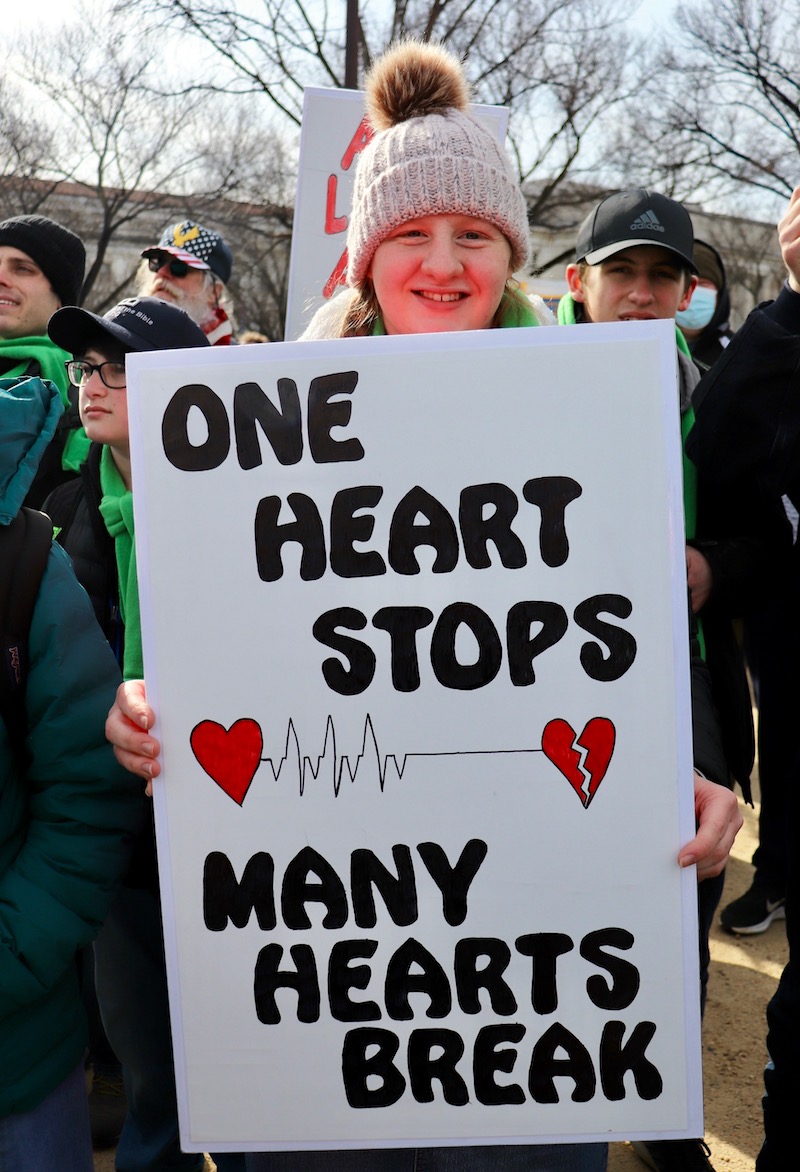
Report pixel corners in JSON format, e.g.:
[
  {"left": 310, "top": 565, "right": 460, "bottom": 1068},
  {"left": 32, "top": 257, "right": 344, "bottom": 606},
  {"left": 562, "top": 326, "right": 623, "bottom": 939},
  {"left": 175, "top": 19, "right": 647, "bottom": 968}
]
[{"left": 137, "top": 219, "right": 236, "bottom": 346}]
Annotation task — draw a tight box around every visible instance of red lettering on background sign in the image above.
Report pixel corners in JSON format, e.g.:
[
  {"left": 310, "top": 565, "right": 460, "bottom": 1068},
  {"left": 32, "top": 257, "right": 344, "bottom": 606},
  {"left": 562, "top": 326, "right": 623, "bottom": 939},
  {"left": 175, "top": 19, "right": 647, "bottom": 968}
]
[
  {"left": 325, "top": 176, "right": 348, "bottom": 235},
  {"left": 323, "top": 249, "right": 349, "bottom": 298},
  {"left": 341, "top": 117, "right": 373, "bottom": 170},
  {"left": 319, "top": 117, "right": 374, "bottom": 297}
]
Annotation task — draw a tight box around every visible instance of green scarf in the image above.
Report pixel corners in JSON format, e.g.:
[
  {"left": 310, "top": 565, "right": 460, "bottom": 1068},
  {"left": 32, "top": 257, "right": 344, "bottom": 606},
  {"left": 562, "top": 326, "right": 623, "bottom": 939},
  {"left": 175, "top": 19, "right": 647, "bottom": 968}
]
[
  {"left": 0, "top": 335, "right": 89, "bottom": 472},
  {"left": 98, "top": 447, "right": 142, "bottom": 679}
]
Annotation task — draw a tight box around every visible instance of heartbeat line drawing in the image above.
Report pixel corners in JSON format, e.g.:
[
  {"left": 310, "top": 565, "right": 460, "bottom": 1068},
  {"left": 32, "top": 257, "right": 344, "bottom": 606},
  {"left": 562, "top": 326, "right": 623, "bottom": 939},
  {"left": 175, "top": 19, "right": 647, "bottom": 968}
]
[{"left": 189, "top": 714, "right": 616, "bottom": 809}]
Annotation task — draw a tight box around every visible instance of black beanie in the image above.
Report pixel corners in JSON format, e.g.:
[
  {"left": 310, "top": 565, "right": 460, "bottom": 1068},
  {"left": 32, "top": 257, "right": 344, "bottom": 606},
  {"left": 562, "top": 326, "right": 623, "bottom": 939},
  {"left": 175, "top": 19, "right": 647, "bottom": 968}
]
[{"left": 0, "top": 214, "right": 86, "bottom": 306}]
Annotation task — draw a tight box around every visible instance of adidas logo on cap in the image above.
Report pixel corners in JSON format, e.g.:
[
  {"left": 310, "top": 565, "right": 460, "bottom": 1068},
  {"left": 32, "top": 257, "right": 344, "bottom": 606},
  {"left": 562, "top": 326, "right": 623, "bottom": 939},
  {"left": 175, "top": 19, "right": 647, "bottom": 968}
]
[
  {"left": 575, "top": 188, "right": 696, "bottom": 269},
  {"left": 629, "top": 210, "right": 665, "bottom": 234}
]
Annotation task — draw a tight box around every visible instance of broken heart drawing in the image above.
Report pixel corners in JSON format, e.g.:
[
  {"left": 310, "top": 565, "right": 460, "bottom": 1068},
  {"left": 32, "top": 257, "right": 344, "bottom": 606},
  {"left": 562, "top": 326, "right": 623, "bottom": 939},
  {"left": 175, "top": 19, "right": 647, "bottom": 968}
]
[{"left": 541, "top": 717, "right": 616, "bottom": 808}]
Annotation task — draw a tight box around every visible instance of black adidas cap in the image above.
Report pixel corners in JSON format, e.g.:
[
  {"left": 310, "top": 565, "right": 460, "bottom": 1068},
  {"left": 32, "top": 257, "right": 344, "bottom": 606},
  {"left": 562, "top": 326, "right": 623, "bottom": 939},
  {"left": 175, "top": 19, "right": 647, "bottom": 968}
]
[{"left": 575, "top": 189, "right": 697, "bottom": 271}]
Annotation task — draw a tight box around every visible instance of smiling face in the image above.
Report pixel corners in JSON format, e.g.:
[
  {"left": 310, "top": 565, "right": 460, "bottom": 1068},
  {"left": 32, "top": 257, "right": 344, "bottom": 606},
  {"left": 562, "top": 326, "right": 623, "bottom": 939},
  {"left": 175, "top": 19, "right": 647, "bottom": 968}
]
[
  {"left": 78, "top": 345, "right": 130, "bottom": 454},
  {"left": 0, "top": 246, "right": 61, "bottom": 338},
  {"left": 566, "top": 245, "right": 697, "bottom": 324},
  {"left": 367, "top": 214, "right": 513, "bottom": 335}
]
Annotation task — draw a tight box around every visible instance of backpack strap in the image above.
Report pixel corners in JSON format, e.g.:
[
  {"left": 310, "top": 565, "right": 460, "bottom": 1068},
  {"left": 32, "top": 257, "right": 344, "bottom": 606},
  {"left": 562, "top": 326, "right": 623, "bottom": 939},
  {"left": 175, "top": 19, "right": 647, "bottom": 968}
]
[{"left": 0, "top": 508, "right": 53, "bottom": 762}]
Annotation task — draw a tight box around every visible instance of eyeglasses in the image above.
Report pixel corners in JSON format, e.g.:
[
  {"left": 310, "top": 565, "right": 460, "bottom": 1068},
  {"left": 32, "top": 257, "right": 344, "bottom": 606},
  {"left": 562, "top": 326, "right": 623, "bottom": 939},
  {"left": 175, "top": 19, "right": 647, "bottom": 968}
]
[
  {"left": 66, "top": 359, "right": 127, "bottom": 390},
  {"left": 148, "top": 253, "right": 191, "bottom": 278}
]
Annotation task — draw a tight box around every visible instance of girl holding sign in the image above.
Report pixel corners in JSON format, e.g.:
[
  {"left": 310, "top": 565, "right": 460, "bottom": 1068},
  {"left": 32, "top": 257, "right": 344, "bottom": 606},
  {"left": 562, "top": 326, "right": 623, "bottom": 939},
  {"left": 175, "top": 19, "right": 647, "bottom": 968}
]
[
  {"left": 108, "top": 37, "right": 740, "bottom": 1172},
  {"left": 301, "top": 42, "right": 552, "bottom": 342}
]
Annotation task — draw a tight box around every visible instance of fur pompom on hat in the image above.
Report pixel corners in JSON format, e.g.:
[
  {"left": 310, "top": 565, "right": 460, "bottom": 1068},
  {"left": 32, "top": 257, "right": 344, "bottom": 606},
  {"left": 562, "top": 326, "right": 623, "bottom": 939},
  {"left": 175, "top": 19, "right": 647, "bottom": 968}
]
[{"left": 346, "top": 40, "right": 530, "bottom": 286}]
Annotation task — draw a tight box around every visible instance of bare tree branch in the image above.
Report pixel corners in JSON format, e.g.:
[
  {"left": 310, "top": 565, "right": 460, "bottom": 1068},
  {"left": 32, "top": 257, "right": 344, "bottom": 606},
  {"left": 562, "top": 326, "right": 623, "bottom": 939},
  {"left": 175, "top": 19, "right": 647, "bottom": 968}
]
[
  {"left": 3, "top": 1, "right": 295, "bottom": 330},
  {"left": 124, "top": 0, "right": 641, "bottom": 232},
  {"left": 613, "top": 0, "right": 800, "bottom": 212}
]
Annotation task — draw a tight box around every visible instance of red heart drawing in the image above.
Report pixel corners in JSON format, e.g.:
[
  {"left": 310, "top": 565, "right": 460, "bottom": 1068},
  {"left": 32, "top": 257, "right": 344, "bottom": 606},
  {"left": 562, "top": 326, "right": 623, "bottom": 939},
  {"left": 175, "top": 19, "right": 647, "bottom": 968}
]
[
  {"left": 541, "top": 717, "right": 616, "bottom": 808},
  {"left": 190, "top": 718, "right": 263, "bottom": 806}
]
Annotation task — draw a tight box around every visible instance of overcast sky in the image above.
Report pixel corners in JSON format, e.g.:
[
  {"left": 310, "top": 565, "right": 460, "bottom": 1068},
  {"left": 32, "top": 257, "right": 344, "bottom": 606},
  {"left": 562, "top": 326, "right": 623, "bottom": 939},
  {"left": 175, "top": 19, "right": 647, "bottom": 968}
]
[{"left": 10, "top": 0, "right": 680, "bottom": 38}]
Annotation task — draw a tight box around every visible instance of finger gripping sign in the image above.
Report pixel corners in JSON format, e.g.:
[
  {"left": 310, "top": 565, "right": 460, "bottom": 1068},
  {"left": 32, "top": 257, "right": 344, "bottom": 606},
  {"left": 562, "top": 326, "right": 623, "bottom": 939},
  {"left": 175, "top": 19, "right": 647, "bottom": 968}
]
[{"left": 127, "top": 320, "right": 701, "bottom": 1153}]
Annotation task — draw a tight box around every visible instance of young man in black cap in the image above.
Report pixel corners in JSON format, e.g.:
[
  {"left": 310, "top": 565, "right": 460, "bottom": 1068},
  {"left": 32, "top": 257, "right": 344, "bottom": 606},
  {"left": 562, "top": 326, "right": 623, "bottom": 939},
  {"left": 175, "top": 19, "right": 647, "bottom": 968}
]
[
  {"left": 559, "top": 189, "right": 698, "bottom": 329},
  {"left": 46, "top": 295, "right": 209, "bottom": 561},
  {"left": 44, "top": 297, "right": 243, "bottom": 1172},
  {"left": 137, "top": 218, "right": 236, "bottom": 346},
  {"left": 0, "top": 213, "right": 89, "bottom": 503}
]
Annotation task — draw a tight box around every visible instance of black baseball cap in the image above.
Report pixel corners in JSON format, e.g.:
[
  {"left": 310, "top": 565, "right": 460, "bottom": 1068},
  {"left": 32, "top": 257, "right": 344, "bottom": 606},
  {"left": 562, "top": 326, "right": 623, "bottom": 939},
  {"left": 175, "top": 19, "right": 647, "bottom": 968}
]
[
  {"left": 575, "top": 188, "right": 697, "bottom": 271},
  {"left": 48, "top": 296, "right": 210, "bottom": 355}
]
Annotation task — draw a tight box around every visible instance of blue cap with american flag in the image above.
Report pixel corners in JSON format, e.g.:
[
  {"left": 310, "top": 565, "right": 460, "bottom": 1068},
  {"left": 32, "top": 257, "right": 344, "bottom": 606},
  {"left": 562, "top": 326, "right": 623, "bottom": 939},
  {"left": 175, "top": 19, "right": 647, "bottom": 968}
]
[{"left": 142, "top": 219, "right": 233, "bottom": 283}]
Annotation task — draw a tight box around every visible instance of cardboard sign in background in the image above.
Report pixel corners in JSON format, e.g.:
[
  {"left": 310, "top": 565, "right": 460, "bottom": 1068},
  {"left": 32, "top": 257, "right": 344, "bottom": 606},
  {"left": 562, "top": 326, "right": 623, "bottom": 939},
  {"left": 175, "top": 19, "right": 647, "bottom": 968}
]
[{"left": 128, "top": 320, "right": 701, "bottom": 1153}]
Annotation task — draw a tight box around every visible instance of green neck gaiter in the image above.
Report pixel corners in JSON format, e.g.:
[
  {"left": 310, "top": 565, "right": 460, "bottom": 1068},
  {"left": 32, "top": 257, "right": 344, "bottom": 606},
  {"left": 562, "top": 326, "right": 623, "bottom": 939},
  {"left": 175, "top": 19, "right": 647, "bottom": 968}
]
[{"left": 98, "top": 447, "right": 142, "bottom": 679}]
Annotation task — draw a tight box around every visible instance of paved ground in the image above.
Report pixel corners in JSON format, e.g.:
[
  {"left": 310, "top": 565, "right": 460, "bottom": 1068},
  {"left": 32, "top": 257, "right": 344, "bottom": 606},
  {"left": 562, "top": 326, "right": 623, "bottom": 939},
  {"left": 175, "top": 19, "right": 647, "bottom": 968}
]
[{"left": 94, "top": 782, "right": 787, "bottom": 1172}]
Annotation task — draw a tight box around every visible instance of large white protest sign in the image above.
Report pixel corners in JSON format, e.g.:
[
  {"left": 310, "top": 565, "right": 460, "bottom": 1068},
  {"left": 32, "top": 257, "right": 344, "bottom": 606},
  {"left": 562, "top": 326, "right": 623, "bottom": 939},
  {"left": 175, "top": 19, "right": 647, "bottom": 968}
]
[
  {"left": 128, "top": 319, "right": 701, "bottom": 1154},
  {"left": 284, "top": 88, "right": 509, "bottom": 340}
]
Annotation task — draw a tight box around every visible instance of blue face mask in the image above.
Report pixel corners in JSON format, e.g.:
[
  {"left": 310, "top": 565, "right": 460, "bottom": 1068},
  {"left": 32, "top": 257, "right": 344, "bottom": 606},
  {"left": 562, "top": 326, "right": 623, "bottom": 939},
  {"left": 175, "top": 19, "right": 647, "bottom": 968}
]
[{"left": 676, "top": 284, "right": 717, "bottom": 331}]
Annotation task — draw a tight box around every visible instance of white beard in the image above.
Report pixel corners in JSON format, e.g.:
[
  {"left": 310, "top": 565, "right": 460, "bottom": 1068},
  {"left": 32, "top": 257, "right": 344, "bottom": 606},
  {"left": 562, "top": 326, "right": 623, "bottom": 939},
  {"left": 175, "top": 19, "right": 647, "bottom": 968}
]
[{"left": 145, "top": 276, "right": 215, "bottom": 329}]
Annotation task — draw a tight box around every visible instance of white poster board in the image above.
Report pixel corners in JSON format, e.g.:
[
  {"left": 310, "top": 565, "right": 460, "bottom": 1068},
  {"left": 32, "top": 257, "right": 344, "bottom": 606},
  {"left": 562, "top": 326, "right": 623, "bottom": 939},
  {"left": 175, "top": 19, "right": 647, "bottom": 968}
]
[
  {"left": 128, "top": 318, "right": 702, "bottom": 1154},
  {"left": 284, "top": 88, "right": 509, "bottom": 341}
]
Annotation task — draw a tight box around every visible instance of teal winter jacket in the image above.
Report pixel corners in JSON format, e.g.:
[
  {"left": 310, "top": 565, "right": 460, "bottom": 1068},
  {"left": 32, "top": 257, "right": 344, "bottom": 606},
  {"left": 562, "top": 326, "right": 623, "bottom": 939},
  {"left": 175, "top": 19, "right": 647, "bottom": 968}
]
[{"left": 0, "top": 376, "right": 146, "bottom": 1116}]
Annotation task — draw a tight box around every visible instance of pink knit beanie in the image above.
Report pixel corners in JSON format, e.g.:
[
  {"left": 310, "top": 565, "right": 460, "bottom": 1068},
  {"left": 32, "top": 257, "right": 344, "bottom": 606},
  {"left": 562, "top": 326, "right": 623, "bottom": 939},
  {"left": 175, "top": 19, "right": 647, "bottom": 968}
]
[{"left": 346, "top": 40, "right": 531, "bottom": 286}]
